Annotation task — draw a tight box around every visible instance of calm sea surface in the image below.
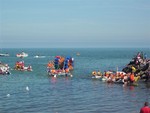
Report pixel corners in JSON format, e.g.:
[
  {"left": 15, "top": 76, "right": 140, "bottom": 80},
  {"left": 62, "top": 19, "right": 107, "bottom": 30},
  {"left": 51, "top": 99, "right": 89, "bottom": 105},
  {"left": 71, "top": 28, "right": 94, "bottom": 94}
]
[{"left": 0, "top": 48, "right": 150, "bottom": 113}]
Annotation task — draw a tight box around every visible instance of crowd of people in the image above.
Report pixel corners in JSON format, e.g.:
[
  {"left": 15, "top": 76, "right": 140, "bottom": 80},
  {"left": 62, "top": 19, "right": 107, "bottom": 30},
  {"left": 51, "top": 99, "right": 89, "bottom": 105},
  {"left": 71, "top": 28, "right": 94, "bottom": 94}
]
[
  {"left": 47, "top": 56, "right": 74, "bottom": 77},
  {"left": 92, "top": 52, "right": 150, "bottom": 112},
  {"left": 92, "top": 52, "right": 150, "bottom": 85},
  {"left": 122, "top": 52, "right": 150, "bottom": 82},
  {"left": 92, "top": 70, "right": 140, "bottom": 85}
]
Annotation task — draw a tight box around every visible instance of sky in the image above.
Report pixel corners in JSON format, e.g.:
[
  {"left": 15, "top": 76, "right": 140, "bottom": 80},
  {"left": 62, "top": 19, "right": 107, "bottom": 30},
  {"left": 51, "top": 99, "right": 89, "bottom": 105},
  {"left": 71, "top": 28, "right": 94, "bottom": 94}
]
[{"left": 0, "top": 0, "right": 150, "bottom": 48}]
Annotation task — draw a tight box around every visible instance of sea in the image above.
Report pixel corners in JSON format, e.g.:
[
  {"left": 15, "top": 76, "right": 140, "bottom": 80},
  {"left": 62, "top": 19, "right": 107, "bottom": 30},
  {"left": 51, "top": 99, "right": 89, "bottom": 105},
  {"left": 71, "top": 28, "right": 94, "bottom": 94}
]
[{"left": 0, "top": 48, "right": 150, "bottom": 113}]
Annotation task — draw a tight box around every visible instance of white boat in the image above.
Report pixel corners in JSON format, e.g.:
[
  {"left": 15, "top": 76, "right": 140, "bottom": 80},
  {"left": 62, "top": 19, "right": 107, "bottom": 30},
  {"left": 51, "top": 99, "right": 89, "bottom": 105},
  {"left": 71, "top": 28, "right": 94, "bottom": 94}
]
[
  {"left": 23, "top": 66, "right": 33, "bottom": 71},
  {"left": 16, "top": 52, "right": 28, "bottom": 58},
  {"left": 34, "top": 55, "right": 46, "bottom": 58},
  {"left": 76, "top": 53, "right": 80, "bottom": 56},
  {"left": 0, "top": 53, "right": 9, "bottom": 57}
]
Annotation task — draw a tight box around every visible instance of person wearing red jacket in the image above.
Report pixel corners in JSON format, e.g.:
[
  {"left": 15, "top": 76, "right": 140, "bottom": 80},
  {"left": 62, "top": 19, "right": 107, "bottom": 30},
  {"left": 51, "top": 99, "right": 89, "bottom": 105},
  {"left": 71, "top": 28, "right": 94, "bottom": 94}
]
[{"left": 140, "top": 102, "right": 150, "bottom": 113}]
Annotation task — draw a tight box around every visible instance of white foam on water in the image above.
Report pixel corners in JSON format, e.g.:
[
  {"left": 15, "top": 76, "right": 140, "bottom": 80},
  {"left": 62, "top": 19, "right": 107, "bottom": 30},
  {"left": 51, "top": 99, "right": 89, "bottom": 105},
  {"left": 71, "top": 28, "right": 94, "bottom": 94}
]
[
  {"left": 6, "top": 94, "right": 10, "bottom": 97},
  {"left": 26, "top": 86, "right": 29, "bottom": 91}
]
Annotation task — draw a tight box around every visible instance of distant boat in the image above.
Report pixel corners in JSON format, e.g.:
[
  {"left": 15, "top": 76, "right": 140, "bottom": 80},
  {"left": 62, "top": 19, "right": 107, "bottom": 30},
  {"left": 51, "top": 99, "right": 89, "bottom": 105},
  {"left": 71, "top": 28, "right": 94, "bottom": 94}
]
[
  {"left": 34, "top": 55, "right": 46, "bottom": 58},
  {"left": 76, "top": 52, "right": 80, "bottom": 56},
  {"left": 0, "top": 62, "right": 11, "bottom": 75},
  {"left": 0, "top": 53, "right": 9, "bottom": 57},
  {"left": 16, "top": 52, "right": 28, "bottom": 58},
  {"left": 14, "top": 61, "right": 32, "bottom": 71}
]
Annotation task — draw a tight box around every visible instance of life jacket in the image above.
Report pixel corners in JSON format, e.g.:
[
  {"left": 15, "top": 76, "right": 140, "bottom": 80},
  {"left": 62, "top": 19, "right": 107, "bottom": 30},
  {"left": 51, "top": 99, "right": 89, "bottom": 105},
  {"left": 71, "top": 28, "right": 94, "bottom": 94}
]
[
  {"left": 130, "top": 74, "right": 135, "bottom": 82},
  {"left": 131, "top": 66, "right": 136, "bottom": 72},
  {"left": 134, "top": 76, "right": 140, "bottom": 82},
  {"left": 47, "top": 63, "right": 53, "bottom": 68},
  {"left": 51, "top": 69, "right": 55, "bottom": 74}
]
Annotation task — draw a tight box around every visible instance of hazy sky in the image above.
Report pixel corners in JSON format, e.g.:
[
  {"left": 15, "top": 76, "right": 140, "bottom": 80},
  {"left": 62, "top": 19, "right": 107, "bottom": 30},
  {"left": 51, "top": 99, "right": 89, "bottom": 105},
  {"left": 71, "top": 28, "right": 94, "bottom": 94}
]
[{"left": 1, "top": 0, "right": 150, "bottom": 48}]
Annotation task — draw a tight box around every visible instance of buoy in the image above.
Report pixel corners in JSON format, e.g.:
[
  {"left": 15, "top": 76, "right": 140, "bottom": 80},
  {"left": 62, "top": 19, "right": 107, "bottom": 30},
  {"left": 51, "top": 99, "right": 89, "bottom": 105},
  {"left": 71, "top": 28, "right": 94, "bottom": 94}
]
[
  {"left": 70, "top": 75, "right": 73, "bottom": 77},
  {"left": 26, "top": 86, "right": 29, "bottom": 91},
  {"left": 7, "top": 94, "right": 10, "bottom": 97}
]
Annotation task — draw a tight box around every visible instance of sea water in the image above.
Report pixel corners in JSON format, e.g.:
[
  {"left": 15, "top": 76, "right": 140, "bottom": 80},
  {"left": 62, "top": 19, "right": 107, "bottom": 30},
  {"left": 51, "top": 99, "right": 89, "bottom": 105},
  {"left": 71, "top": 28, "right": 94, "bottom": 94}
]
[{"left": 0, "top": 48, "right": 150, "bottom": 113}]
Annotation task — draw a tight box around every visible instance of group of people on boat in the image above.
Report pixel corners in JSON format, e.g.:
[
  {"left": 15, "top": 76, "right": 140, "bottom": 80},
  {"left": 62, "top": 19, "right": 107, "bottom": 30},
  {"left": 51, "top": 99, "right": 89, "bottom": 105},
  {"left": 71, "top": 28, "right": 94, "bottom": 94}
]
[
  {"left": 47, "top": 56, "right": 74, "bottom": 77},
  {"left": 14, "top": 61, "right": 32, "bottom": 71},
  {"left": 0, "top": 51, "right": 30, "bottom": 75},
  {"left": 92, "top": 70, "right": 140, "bottom": 86},
  {"left": 92, "top": 52, "right": 150, "bottom": 85}
]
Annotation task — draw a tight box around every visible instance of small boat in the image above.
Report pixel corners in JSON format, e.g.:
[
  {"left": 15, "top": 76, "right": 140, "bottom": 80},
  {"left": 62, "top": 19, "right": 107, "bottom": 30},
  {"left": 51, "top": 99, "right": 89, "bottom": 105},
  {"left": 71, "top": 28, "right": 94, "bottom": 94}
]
[
  {"left": 14, "top": 66, "right": 33, "bottom": 71},
  {"left": 48, "top": 69, "right": 72, "bottom": 77},
  {"left": 16, "top": 52, "right": 28, "bottom": 58},
  {"left": 47, "top": 55, "right": 74, "bottom": 77},
  {"left": 76, "top": 53, "right": 80, "bottom": 56},
  {"left": 0, "top": 63, "right": 11, "bottom": 75},
  {"left": 14, "top": 61, "right": 32, "bottom": 71},
  {"left": 23, "top": 66, "right": 33, "bottom": 71},
  {"left": 50, "top": 72, "right": 72, "bottom": 77},
  {"left": 34, "top": 55, "right": 46, "bottom": 58},
  {"left": 0, "top": 53, "right": 9, "bottom": 57}
]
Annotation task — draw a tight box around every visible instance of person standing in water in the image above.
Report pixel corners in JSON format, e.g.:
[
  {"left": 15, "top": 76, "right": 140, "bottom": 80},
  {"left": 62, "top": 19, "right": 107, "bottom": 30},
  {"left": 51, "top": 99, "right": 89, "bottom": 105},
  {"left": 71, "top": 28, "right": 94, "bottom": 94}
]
[{"left": 140, "top": 102, "right": 150, "bottom": 113}]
